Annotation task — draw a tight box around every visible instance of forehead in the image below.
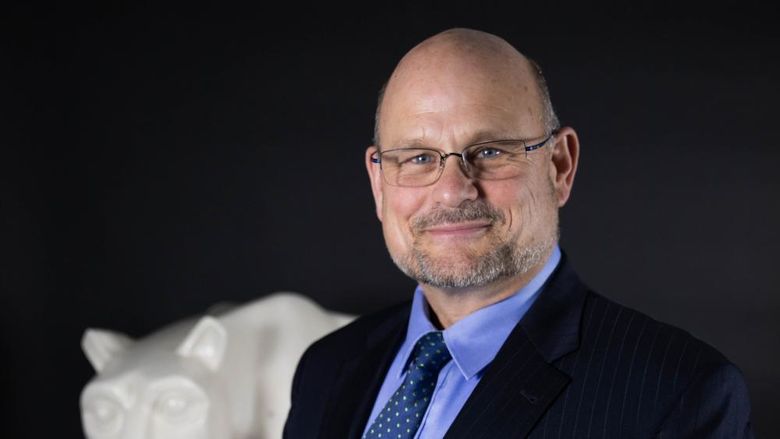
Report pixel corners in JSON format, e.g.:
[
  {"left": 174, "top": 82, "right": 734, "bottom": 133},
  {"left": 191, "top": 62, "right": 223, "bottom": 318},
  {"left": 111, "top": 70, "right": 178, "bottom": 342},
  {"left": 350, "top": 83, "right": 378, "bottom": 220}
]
[{"left": 379, "top": 52, "right": 544, "bottom": 148}]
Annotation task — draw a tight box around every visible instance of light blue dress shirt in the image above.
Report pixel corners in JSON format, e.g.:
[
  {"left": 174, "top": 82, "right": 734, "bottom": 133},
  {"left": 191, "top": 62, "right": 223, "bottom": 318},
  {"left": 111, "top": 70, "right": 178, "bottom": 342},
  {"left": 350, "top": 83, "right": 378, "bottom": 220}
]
[{"left": 362, "top": 246, "right": 561, "bottom": 439}]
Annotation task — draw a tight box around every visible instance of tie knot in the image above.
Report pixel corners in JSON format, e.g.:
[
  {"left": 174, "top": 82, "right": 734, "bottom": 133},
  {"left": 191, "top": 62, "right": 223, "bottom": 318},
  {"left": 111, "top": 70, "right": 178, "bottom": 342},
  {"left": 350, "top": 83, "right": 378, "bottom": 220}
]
[{"left": 410, "top": 331, "right": 451, "bottom": 372}]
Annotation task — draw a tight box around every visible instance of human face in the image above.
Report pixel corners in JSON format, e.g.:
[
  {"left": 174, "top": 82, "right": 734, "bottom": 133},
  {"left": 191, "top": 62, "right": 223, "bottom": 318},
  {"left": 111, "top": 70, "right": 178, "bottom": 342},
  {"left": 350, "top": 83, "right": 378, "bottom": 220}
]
[{"left": 366, "top": 60, "right": 562, "bottom": 290}]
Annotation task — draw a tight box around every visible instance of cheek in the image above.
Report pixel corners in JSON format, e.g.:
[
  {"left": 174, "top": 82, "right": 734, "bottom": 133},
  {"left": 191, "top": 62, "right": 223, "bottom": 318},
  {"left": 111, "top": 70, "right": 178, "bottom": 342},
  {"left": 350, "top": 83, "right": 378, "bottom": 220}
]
[
  {"left": 384, "top": 186, "right": 430, "bottom": 219},
  {"left": 381, "top": 189, "right": 427, "bottom": 244},
  {"left": 486, "top": 177, "right": 552, "bottom": 234},
  {"left": 520, "top": 178, "right": 558, "bottom": 235}
]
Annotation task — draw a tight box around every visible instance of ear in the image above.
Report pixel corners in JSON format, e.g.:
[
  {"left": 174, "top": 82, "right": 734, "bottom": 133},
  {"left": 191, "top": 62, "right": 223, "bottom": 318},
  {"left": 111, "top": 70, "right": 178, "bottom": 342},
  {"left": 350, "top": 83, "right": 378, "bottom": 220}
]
[
  {"left": 176, "top": 316, "right": 227, "bottom": 371},
  {"left": 365, "top": 145, "right": 384, "bottom": 221},
  {"left": 82, "top": 328, "right": 133, "bottom": 372},
  {"left": 548, "top": 126, "right": 580, "bottom": 207}
]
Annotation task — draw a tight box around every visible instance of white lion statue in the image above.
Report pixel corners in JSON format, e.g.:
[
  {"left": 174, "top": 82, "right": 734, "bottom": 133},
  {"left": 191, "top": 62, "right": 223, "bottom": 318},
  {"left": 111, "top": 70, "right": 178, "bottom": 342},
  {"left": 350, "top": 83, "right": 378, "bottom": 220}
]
[{"left": 80, "top": 292, "right": 354, "bottom": 439}]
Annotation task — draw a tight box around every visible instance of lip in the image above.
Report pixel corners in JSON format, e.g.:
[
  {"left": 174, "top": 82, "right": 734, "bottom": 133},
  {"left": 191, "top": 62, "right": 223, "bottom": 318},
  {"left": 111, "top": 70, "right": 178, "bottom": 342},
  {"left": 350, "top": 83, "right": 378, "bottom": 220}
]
[{"left": 423, "top": 221, "right": 492, "bottom": 237}]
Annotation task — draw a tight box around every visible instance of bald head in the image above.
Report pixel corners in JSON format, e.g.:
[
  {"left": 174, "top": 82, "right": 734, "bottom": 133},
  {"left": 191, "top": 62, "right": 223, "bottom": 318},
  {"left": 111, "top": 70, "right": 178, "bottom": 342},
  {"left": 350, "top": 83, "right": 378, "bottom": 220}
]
[{"left": 374, "top": 28, "right": 558, "bottom": 146}]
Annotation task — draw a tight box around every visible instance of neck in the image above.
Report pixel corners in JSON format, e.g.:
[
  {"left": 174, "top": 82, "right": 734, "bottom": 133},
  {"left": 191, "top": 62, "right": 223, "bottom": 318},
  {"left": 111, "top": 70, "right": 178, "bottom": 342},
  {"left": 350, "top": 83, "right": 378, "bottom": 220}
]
[{"left": 420, "top": 248, "right": 553, "bottom": 329}]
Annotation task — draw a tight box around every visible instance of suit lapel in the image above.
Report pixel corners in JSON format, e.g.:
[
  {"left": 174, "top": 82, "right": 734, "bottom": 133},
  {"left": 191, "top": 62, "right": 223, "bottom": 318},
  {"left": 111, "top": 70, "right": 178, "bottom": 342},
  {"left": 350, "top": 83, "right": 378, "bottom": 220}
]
[
  {"left": 320, "top": 307, "right": 409, "bottom": 439},
  {"left": 445, "top": 326, "right": 570, "bottom": 438},
  {"left": 446, "top": 256, "right": 588, "bottom": 438}
]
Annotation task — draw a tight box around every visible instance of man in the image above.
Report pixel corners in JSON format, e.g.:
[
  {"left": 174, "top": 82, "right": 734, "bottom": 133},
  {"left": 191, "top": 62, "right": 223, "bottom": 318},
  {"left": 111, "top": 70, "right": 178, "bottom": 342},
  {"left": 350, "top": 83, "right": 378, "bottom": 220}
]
[{"left": 283, "top": 28, "right": 754, "bottom": 438}]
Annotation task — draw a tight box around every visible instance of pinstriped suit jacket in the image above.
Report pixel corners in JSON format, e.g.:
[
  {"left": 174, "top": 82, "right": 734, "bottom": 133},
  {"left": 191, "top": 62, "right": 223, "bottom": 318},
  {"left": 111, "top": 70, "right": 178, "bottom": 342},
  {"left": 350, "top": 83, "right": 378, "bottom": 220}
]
[{"left": 283, "top": 256, "right": 754, "bottom": 438}]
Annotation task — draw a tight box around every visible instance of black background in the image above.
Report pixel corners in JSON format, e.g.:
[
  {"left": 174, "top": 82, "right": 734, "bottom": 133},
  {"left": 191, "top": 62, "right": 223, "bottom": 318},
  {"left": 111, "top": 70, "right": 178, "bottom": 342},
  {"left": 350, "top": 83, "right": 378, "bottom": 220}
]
[{"left": 4, "top": 2, "right": 779, "bottom": 437}]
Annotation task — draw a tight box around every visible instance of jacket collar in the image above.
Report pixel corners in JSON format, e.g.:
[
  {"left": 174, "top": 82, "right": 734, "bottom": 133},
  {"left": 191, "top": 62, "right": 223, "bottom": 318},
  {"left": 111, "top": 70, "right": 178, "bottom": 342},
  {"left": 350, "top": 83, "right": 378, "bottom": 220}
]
[
  {"left": 445, "top": 253, "right": 587, "bottom": 438},
  {"left": 520, "top": 252, "right": 587, "bottom": 362}
]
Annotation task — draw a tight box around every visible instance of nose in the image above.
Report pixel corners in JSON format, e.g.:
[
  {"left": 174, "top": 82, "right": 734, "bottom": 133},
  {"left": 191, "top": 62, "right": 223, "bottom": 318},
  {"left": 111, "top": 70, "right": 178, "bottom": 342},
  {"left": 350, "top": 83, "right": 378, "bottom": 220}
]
[
  {"left": 431, "top": 155, "right": 478, "bottom": 207},
  {"left": 119, "top": 410, "right": 147, "bottom": 439}
]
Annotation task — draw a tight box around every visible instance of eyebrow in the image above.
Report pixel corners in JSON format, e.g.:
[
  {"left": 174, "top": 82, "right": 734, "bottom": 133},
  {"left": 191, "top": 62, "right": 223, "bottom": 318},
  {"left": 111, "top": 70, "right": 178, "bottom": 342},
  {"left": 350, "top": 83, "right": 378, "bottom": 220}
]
[{"left": 391, "top": 130, "right": 529, "bottom": 150}]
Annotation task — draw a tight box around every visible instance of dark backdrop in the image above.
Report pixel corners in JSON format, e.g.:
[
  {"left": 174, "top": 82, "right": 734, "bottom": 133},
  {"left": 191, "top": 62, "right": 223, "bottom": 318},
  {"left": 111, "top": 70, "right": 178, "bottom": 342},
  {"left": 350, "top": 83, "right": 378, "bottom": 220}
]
[{"left": 4, "top": 3, "right": 779, "bottom": 438}]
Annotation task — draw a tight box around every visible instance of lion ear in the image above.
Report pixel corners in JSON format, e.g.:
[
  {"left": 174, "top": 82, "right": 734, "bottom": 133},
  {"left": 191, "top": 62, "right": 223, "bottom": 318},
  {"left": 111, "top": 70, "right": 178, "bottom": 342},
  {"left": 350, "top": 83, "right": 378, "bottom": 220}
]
[
  {"left": 82, "top": 328, "right": 133, "bottom": 372},
  {"left": 176, "top": 316, "right": 227, "bottom": 371}
]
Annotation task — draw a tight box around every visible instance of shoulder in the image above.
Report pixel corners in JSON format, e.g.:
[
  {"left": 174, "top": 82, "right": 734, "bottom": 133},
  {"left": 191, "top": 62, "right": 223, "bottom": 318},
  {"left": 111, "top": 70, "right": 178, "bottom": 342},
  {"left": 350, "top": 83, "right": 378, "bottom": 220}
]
[
  {"left": 580, "top": 290, "right": 732, "bottom": 374},
  {"left": 572, "top": 290, "right": 752, "bottom": 435}
]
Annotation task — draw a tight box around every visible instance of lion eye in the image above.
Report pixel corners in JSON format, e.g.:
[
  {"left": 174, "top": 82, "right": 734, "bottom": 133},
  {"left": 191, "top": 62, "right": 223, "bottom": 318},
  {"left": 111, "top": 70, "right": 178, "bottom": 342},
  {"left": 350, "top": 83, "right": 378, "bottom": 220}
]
[
  {"left": 153, "top": 388, "right": 207, "bottom": 425},
  {"left": 82, "top": 395, "right": 124, "bottom": 436},
  {"left": 157, "top": 394, "right": 188, "bottom": 417}
]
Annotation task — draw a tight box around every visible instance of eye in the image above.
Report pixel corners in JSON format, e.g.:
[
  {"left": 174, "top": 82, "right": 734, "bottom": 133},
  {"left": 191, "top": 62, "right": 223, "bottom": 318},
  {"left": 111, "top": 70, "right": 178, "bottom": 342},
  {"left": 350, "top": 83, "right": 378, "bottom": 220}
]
[
  {"left": 82, "top": 395, "right": 124, "bottom": 436},
  {"left": 472, "top": 146, "right": 504, "bottom": 160},
  {"left": 156, "top": 392, "right": 188, "bottom": 418},
  {"left": 404, "top": 152, "right": 437, "bottom": 165},
  {"left": 153, "top": 389, "right": 208, "bottom": 425}
]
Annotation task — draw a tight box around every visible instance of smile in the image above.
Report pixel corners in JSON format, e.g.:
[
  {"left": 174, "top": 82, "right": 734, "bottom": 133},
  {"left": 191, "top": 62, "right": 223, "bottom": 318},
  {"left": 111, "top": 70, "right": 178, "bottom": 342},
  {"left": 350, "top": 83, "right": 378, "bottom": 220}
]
[{"left": 423, "top": 221, "right": 492, "bottom": 238}]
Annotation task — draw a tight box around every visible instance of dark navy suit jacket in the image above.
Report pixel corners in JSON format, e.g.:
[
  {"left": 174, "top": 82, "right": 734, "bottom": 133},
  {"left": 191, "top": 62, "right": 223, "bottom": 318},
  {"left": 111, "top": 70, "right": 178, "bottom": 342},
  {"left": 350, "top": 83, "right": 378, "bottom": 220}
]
[{"left": 283, "top": 256, "right": 754, "bottom": 438}]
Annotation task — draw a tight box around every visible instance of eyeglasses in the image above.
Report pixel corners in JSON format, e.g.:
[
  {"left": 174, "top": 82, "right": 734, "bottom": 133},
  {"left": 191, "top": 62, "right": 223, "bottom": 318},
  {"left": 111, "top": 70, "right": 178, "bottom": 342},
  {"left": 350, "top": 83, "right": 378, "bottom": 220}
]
[{"left": 371, "top": 133, "right": 556, "bottom": 187}]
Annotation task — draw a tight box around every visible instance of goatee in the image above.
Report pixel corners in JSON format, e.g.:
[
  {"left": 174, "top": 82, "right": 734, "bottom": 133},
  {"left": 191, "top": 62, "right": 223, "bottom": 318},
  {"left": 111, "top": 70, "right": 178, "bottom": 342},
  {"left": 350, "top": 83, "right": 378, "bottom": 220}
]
[{"left": 390, "top": 200, "right": 557, "bottom": 289}]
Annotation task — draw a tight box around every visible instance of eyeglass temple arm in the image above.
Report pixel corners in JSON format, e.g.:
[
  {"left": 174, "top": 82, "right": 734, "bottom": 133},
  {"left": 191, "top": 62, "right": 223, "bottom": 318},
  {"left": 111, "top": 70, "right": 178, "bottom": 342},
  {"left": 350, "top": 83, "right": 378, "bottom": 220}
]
[{"left": 524, "top": 133, "right": 555, "bottom": 152}]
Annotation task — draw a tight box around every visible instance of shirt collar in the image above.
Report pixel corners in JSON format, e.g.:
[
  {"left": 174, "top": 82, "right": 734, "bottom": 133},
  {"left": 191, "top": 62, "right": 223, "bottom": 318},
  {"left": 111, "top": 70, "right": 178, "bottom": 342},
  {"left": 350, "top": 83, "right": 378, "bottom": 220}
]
[{"left": 398, "top": 245, "right": 562, "bottom": 380}]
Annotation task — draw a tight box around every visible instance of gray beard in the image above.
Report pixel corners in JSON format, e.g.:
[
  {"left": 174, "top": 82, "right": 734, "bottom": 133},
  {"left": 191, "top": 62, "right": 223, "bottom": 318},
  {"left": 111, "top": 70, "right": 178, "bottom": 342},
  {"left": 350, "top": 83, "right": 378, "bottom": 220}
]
[
  {"left": 389, "top": 200, "right": 558, "bottom": 289},
  {"left": 392, "top": 235, "right": 554, "bottom": 289}
]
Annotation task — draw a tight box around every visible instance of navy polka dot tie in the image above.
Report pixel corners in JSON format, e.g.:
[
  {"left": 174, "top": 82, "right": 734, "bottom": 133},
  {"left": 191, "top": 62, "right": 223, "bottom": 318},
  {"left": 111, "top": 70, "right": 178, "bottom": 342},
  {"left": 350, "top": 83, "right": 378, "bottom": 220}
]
[{"left": 363, "top": 331, "right": 451, "bottom": 439}]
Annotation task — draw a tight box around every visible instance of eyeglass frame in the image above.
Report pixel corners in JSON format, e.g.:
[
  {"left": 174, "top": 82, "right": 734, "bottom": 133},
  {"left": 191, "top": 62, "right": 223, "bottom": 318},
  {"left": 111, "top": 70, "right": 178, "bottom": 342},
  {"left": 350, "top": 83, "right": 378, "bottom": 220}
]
[{"left": 370, "top": 131, "right": 558, "bottom": 187}]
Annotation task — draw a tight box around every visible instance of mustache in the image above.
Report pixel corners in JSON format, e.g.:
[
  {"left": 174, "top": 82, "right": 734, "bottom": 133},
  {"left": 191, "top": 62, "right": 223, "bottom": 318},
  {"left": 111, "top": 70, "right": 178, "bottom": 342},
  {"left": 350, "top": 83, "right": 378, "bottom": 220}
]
[{"left": 411, "top": 201, "right": 504, "bottom": 231}]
